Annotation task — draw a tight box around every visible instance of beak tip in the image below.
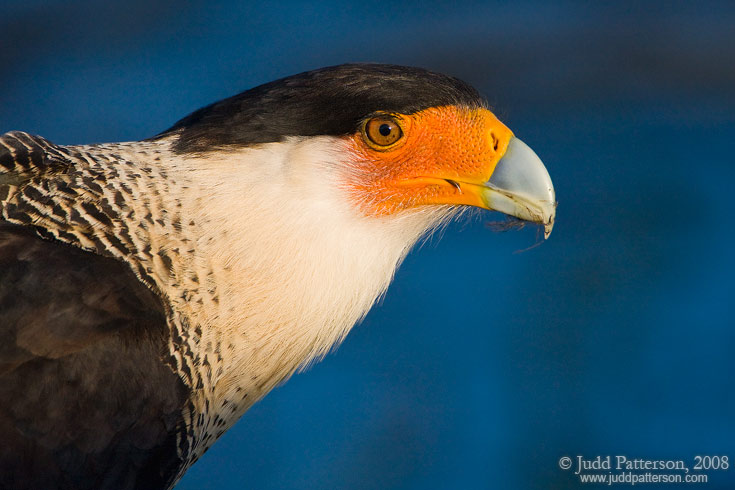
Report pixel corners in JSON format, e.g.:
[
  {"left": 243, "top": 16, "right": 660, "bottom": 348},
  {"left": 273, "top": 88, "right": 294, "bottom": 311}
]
[
  {"left": 543, "top": 200, "right": 557, "bottom": 239},
  {"left": 543, "top": 212, "right": 555, "bottom": 239}
]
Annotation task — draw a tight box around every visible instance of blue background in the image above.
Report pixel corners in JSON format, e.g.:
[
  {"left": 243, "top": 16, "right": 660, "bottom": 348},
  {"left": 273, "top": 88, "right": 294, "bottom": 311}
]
[{"left": 2, "top": 1, "right": 733, "bottom": 489}]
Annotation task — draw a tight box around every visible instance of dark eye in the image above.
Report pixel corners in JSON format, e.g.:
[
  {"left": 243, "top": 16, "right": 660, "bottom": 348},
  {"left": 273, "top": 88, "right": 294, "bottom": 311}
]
[{"left": 364, "top": 116, "right": 403, "bottom": 147}]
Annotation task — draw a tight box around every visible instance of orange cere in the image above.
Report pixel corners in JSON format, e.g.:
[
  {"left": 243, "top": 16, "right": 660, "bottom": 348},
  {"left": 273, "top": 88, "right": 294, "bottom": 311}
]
[{"left": 342, "top": 106, "right": 514, "bottom": 216}]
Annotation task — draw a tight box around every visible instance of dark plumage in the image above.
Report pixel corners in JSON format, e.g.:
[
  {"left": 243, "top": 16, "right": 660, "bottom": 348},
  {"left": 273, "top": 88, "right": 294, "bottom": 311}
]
[
  {"left": 0, "top": 223, "right": 187, "bottom": 490},
  {"left": 0, "top": 130, "right": 192, "bottom": 489}
]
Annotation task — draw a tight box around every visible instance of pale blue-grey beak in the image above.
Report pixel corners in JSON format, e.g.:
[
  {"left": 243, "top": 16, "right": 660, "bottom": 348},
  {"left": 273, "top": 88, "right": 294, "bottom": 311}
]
[{"left": 482, "top": 137, "right": 556, "bottom": 238}]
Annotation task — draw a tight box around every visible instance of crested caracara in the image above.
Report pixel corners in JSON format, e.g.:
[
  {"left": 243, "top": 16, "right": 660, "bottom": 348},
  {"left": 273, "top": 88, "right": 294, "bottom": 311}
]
[{"left": 0, "top": 64, "right": 555, "bottom": 489}]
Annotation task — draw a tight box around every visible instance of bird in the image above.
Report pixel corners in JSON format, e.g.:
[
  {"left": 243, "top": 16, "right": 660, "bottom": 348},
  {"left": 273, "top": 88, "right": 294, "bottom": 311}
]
[{"left": 0, "top": 63, "right": 555, "bottom": 489}]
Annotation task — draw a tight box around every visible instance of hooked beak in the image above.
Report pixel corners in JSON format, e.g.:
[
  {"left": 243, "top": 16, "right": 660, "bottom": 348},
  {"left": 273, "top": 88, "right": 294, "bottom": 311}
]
[{"left": 481, "top": 137, "right": 556, "bottom": 238}]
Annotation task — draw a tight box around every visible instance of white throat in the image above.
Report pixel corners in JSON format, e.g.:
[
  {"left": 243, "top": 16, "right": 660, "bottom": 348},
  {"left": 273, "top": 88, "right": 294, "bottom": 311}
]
[{"left": 147, "top": 136, "right": 454, "bottom": 422}]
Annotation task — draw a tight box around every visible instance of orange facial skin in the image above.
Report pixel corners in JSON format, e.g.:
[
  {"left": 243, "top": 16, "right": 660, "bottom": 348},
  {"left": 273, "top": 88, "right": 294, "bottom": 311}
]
[{"left": 342, "top": 106, "right": 514, "bottom": 216}]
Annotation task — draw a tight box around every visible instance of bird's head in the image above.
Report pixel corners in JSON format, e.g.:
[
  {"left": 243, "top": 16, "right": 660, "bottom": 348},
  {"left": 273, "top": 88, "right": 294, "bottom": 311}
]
[
  {"left": 163, "top": 63, "right": 555, "bottom": 239},
  {"left": 148, "top": 64, "right": 558, "bottom": 385}
]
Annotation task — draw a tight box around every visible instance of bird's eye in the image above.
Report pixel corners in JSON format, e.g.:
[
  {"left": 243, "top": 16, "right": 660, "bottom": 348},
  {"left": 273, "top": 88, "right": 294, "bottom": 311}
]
[{"left": 364, "top": 116, "right": 403, "bottom": 148}]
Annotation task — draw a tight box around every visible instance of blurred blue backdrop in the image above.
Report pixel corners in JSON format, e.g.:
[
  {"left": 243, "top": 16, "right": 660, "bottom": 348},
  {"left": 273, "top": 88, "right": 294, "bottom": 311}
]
[{"left": 2, "top": 1, "right": 733, "bottom": 489}]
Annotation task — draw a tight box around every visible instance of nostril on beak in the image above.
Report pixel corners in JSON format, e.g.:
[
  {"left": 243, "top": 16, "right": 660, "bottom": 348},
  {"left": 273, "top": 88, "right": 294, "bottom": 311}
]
[{"left": 490, "top": 131, "right": 499, "bottom": 152}]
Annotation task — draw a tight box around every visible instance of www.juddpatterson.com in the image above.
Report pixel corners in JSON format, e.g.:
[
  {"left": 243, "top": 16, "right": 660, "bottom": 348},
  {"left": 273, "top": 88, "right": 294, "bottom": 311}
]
[{"left": 558, "top": 455, "right": 729, "bottom": 485}]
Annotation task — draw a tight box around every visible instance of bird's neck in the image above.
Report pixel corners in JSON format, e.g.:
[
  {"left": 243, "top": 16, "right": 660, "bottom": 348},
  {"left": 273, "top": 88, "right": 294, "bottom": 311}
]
[
  {"left": 38, "top": 136, "right": 451, "bottom": 468},
  {"left": 101, "top": 137, "right": 451, "bottom": 462},
  {"left": 164, "top": 140, "right": 428, "bottom": 395}
]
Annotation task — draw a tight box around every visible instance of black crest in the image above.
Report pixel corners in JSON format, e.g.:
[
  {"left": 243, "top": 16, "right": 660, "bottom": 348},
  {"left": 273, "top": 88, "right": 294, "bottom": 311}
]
[{"left": 161, "top": 63, "right": 484, "bottom": 153}]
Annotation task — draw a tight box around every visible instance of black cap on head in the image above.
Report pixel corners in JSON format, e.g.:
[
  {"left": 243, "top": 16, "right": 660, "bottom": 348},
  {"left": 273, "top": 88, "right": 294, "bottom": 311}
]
[{"left": 162, "top": 64, "right": 485, "bottom": 153}]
